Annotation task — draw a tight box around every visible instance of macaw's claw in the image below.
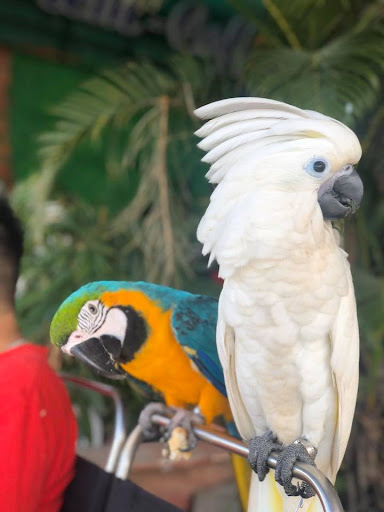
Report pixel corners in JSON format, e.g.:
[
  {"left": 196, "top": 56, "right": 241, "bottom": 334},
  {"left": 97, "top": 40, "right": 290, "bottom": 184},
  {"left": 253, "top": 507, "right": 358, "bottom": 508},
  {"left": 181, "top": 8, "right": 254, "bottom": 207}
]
[
  {"left": 275, "top": 440, "right": 317, "bottom": 498},
  {"left": 165, "top": 408, "right": 204, "bottom": 451},
  {"left": 138, "top": 402, "right": 172, "bottom": 440},
  {"left": 248, "top": 430, "right": 283, "bottom": 481}
]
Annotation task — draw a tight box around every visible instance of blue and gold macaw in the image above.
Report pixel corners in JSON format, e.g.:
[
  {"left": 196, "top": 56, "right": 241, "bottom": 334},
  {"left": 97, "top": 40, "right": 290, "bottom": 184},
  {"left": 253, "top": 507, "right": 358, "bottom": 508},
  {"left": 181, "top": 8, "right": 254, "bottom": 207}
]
[{"left": 50, "top": 281, "right": 250, "bottom": 507}]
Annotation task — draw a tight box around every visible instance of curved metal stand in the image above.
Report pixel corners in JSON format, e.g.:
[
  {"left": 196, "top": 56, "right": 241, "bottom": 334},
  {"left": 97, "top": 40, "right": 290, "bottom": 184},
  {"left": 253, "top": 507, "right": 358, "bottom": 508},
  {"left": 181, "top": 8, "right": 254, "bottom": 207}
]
[
  {"left": 117, "top": 413, "right": 344, "bottom": 512},
  {"left": 61, "top": 374, "right": 126, "bottom": 473},
  {"left": 115, "top": 425, "right": 145, "bottom": 480}
]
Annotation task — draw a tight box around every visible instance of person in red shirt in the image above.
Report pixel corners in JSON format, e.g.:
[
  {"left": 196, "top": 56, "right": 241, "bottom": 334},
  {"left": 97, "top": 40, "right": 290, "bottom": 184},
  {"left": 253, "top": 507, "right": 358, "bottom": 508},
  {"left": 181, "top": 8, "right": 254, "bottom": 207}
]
[{"left": 0, "top": 197, "right": 77, "bottom": 512}]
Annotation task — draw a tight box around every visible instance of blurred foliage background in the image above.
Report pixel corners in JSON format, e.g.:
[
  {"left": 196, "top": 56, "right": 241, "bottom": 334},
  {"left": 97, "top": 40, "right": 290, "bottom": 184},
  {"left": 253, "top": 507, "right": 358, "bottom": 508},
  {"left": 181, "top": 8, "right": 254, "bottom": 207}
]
[{"left": 0, "top": 0, "right": 383, "bottom": 510}]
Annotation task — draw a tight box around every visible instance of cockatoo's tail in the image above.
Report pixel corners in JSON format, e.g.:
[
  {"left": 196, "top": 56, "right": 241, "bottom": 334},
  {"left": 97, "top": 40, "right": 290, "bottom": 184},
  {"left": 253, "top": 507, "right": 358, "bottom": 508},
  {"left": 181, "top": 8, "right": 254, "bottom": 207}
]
[{"left": 195, "top": 97, "right": 362, "bottom": 512}]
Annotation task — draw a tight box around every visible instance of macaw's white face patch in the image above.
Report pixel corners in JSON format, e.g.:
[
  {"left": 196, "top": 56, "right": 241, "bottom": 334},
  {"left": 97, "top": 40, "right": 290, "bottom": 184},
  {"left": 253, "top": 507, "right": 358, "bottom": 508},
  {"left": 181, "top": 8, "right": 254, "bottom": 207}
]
[
  {"left": 77, "top": 300, "right": 107, "bottom": 334},
  {"left": 62, "top": 302, "right": 128, "bottom": 356}
]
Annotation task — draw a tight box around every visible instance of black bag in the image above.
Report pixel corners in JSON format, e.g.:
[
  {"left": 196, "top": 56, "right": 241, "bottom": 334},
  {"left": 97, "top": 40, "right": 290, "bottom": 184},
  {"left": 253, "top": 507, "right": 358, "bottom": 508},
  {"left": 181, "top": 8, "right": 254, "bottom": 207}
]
[{"left": 61, "top": 456, "right": 183, "bottom": 512}]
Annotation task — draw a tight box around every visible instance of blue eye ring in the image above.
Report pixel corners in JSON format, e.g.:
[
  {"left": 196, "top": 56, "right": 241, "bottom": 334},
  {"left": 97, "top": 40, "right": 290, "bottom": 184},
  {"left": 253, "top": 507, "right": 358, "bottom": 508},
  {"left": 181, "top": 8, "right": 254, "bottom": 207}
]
[{"left": 304, "top": 157, "right": 330, "bottom": 178}]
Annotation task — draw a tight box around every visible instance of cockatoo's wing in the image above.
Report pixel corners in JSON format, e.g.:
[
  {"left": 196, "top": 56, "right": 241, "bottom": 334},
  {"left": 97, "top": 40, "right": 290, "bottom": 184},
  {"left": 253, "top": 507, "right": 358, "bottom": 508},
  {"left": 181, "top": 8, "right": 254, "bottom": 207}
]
[
  {"left": 216, "top": 297, "right": 255, "bottom": 440},
  {"left": 329, "top": 256, "right": 359, "bottom": 480}
]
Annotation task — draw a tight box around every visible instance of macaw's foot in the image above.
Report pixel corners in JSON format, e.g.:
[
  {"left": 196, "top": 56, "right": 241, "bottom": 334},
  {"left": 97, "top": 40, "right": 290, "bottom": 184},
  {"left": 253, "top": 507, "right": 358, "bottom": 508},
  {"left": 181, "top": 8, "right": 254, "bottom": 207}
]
[
  {"left": 138, "top": 402, "right": 173, "bottom": 440},
  {"left": 275, "top": 438, "right": 317, "bottom": 498},
  {"left": 165, "top": 408, "right": 205, "bottom": 451},
  {"left": 248, "top": 430, "right": 283, "bottom": 481}
]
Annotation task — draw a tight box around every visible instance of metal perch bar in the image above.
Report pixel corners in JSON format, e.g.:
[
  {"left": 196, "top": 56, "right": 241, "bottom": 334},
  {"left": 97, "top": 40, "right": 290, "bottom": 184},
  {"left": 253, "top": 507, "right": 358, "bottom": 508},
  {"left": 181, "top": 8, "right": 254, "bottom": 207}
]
[
  {"left": 115, "top": 424, "right": 145, "bottom": 480},
  {"left": 60, "top": 374, "right": 126, "bottom": 473},
  {"left": 117, "top": 413, "right": 344, "bottom": 512}
]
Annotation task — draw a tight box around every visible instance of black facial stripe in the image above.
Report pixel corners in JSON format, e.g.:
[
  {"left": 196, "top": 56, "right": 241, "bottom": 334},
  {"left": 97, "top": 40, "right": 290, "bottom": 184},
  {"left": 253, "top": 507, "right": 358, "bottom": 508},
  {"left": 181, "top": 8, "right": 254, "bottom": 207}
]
[
  {"left": 78, "top": 316, "right": 88, "bottom": 331},
  {"left": 78, "top": 300, "right": 107, "bottom": 334},
  {"left": 94, "top": 306, "right": 104, "bottom": 329},
  {"left": 117, "top": 306, "right": 148, "bottom": 363}
]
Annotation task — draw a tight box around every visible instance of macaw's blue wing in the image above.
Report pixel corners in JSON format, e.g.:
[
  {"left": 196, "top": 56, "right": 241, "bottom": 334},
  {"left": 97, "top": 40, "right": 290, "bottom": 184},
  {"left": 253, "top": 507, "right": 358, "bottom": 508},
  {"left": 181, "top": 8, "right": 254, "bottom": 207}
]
[{"left": 171, "top": 294, "right": 226, "bottom": 397}]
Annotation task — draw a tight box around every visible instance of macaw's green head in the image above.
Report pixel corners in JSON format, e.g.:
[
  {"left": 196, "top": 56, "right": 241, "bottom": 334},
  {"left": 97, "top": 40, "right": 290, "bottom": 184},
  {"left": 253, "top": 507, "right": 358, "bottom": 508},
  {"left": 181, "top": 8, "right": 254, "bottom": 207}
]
[{"left": 50, "top": 281, "right": 148, "bottom": 380}]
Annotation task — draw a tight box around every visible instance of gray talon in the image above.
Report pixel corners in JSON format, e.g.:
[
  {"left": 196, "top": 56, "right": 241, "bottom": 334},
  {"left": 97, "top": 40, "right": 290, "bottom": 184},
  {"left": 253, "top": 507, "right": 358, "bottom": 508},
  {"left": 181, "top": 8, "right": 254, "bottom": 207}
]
[
  {"left": 139, "top": 404, "right": 204, "bottom": 450},
  {"left": 275, "top": 441, "right": 317, "bottom": 498},
  {"left": 166, "top": 408, "right": 204, "bottom": 451},
  {"left": 248, "top": 430, "right": 283, "bottom": 481},
  {"left": 138, "top": 402, "right": 171, "bottom": 440}
]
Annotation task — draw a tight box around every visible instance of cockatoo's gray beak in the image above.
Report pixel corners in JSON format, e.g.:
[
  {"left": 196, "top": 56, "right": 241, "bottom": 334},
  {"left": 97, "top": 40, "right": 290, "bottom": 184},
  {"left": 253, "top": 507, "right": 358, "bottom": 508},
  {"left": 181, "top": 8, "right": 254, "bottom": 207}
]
[{"left": 318, "top": 165, "right": 363, "bottom": 220}]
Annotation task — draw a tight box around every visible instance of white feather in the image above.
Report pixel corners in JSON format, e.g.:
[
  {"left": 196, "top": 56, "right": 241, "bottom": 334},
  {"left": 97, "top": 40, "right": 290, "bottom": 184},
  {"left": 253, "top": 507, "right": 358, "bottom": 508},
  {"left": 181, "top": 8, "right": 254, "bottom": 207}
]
[
  {"left": 329, "top": 260, "right": 359, "bottom": 480},
  {"left": 195, "top": 110, "right": 292, "bottom": 138},
  {"left": 216, "top": 298, "right": 255, "bottom": 439},
  {"left": 197, "top": 118, "right": 280, "bottom": 151},
  {"left": 194, "top": 97, "right": 311, "bottom": 119},
  {"left": 201, "top": 129, "right": 271, "bottom": 164}
]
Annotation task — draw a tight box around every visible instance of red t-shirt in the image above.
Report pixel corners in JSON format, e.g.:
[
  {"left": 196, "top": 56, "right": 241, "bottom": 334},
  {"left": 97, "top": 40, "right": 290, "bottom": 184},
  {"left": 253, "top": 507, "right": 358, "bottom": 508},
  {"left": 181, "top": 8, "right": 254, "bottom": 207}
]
[{"left": 0, "top": 343, "right": 77, "bottom": 512}]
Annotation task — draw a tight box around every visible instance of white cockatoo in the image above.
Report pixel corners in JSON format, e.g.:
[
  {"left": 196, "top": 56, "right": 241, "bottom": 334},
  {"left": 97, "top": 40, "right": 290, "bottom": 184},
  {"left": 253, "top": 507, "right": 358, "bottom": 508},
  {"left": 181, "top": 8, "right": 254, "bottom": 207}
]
[{"left": 195, "top": 98, "right": 363, "bottom": 512}]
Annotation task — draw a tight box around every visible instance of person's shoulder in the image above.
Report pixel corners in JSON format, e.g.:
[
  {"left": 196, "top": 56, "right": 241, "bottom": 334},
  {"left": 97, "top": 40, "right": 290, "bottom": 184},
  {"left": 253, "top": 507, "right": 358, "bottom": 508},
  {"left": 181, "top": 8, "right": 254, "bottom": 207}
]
[{"left": 0, "top": 343, "right": 59, "bottom": 387}]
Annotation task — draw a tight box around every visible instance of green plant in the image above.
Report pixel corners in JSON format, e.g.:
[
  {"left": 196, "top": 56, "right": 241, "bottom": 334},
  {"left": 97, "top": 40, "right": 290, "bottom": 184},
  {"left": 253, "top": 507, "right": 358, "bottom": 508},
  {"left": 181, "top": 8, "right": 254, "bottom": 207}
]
[
  {"left": 25, "top": 57, "right": 234, "bottom": 285},
  {"left": 232, "top": 0, "right": 384, "bottom": 124}
]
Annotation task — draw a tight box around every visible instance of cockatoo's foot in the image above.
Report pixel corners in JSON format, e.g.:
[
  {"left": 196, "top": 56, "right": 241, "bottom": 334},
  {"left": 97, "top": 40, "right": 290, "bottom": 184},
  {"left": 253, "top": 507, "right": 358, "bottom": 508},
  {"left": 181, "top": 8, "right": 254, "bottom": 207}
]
[
  {"left": 275, "top": 438, "right": 317, "bottom": 498},
  {"left": 164, "top": 408, "right": 205, "bottom": 451},
  {"left": 138, "top": 402, "right": 172, "bottom": 440},
  {"left": 248, "top": 430, "right": 283, "bottom": 481}
]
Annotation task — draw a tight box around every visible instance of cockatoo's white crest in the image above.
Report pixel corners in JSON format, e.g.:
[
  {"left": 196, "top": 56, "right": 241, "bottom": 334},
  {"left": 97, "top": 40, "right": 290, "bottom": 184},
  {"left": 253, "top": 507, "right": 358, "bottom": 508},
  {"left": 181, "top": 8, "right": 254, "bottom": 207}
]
[
  {"left": 195, "top": 97, "right": 362, "bottom": 272},
  {"left": 195, "top": 97, "right": 361, "bottom": 185}
]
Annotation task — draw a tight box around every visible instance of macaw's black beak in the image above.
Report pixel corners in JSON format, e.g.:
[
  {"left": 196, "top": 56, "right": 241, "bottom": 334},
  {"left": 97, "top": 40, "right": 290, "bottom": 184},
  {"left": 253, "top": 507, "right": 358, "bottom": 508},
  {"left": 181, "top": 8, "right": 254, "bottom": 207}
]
[
  {"left": 318, "top": 166, "right": 364, "bottom": 220},
  {"left": 70, "top": 336, "right": 126, "bottom": 380}
]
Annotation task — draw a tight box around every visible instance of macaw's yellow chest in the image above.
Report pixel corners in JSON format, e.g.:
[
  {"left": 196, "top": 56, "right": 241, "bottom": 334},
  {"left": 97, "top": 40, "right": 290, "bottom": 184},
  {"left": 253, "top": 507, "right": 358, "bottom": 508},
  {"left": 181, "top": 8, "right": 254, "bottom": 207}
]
[{"left": 101, "top": 289, "right": 231, "bottom": 423}]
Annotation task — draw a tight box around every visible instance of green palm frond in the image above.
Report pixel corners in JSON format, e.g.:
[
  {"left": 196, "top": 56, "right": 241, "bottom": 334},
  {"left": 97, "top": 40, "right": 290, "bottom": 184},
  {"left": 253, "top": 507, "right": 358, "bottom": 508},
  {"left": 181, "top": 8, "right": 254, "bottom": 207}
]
[
  {"left": 246, "top": 27, "right": 384, "bottom": 124},
  {"left": 236, "top": 0, "right": 384, "bottom": 124},
  {"left": 110, "top": 95, "right": 192, "bottom": 285},
  {"left": 232, "top": 0, "right": 373, "bottom": 48},
  {"left": 34, "top": 56, "right": 217, "bottom": 284},
  {"left": 259, "top": 0, "right": 356, "bottom": 48},
  {"left": 38, "top": 62, "right": 176, "bottom": 174},
  {"left": 15, "top": 200, "right": 117, "bottom": 341}
]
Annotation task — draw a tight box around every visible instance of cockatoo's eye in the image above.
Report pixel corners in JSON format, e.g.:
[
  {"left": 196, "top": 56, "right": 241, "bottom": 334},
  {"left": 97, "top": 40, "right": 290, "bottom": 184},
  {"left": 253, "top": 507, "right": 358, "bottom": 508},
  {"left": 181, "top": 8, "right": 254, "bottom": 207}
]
[
  {"left": 305, "top": 157, "right": 330, "bottom": 178},
  {"left": 313, "top": 161, "right": 326, "bottom": 172},
  {"left": 88, "top": 303, "right": 98, "bottom": 315}
]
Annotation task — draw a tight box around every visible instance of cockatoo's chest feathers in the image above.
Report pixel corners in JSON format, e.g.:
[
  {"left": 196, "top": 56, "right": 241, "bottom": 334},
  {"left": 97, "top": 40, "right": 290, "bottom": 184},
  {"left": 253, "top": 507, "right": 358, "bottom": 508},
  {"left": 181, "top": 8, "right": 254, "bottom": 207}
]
[
  {"left": 221, "top": 220, "right": 349, "bottom": 343},
  {"left": 200, "top": 188, "right": 330, "bottom": 278}
]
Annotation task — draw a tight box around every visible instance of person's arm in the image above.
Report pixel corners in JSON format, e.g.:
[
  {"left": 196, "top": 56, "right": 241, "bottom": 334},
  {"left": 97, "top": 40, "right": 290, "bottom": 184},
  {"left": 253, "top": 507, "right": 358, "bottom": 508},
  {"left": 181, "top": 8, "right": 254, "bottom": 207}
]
[
  {"left": 35, "top": 366, "right": 77, "bottom": 512},
  {"left": 0, "top": 362, "right": 76, "bottom": 512},
  {"left": 0, "top": 384, "right": 47, "bottom": 512}
]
